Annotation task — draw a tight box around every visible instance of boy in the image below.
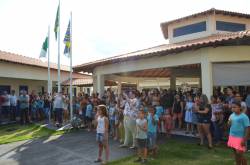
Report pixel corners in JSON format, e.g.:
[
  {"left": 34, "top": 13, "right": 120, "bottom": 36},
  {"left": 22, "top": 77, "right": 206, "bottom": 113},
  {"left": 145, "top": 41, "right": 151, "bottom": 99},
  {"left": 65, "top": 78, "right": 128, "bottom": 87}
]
[
  {"left": 147, "top": 106, "right": 159, "bottom": 157},
  {"left": 134, "top": 110, "right": 148, "bottom": 164}
]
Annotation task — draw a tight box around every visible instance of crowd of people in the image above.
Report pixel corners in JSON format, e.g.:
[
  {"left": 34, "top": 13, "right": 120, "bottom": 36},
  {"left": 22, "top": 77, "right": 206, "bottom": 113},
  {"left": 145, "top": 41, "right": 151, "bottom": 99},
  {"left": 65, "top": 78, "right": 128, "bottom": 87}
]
[{"left": 0, "top": 87, "right": 250, "bottom": 165}]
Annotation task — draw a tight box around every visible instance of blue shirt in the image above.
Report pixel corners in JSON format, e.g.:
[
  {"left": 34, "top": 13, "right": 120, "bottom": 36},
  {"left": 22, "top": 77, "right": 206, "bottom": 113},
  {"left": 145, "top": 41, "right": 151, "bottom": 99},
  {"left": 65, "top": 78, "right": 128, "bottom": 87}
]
[
  {"left": 37, "top": 100, "right": 44, "bottom": 109},
  {"left": 109, "top": 106, "right": 116, "bottom": 121},
  {"left": 85, "top": 103, "right": 93, "bottom": 118},
  {"left": 155, "top": 106, "right": 164, "bottom": 117},
  {"left": 147, "top": 114, "right": 159, "bottom": 133},
  {"left": 19, "top": 95, "right": 29, "bottom": 109},
  {"left": 229, "top": 112, "right": 250, "bottom": 138}
]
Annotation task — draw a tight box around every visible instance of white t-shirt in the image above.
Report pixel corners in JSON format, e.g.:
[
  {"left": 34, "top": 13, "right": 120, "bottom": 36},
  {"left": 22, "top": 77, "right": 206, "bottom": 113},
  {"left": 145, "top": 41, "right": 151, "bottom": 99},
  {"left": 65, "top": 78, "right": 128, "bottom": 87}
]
[
  {"left": 54, "top": 95, "right": 64, "bottom": 109},
  {"left": 10, "top": 95, "right": 17, "bottom": 106}
]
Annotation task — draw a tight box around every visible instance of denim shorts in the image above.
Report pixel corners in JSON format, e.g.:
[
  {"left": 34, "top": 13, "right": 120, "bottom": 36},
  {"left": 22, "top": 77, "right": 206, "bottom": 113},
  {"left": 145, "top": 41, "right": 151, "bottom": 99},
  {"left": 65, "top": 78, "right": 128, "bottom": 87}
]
[
  {"left": 147, "top": 132, "right": 157, "bottom": 149},
  {"left": 96, "top": 133, "right": 105, "bottom": 143}
]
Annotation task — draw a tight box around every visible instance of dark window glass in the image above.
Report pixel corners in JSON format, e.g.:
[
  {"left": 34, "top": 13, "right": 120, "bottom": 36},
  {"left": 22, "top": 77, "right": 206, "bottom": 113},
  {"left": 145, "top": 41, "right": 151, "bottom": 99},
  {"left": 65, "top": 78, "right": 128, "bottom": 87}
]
[
  {"left": 19, "top": 85, "right": 28, "bottom": 94},
  {"left": 173, "top": 21, "right": 206, "bottom": 37},
  {"left": 216, "top": 21, "right": 246, "bottom": 32},
  {"left": 0, "top": 85, "right": 11, "bottom": 94}
]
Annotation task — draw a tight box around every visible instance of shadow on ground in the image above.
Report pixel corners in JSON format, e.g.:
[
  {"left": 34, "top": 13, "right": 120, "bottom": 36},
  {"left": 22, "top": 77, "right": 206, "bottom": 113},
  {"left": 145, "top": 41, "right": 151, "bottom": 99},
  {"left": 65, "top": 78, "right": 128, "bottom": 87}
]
[{"left": 0, "top": 130, "right": 135, "bottom": 165}]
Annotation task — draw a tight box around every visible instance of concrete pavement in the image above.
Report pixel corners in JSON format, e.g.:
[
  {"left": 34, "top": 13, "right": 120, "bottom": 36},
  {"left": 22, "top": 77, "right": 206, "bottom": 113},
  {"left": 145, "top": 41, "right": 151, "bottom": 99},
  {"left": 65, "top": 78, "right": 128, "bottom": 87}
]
[{"left": 0, "top": 131, "right": 134, "bottom": 165}]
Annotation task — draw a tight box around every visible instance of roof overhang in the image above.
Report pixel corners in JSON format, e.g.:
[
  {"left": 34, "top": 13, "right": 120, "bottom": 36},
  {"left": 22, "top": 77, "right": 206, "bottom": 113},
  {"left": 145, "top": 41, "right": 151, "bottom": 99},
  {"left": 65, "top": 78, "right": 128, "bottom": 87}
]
[{"left": 73, "top": 30, "right": 250, "bottom": 73}]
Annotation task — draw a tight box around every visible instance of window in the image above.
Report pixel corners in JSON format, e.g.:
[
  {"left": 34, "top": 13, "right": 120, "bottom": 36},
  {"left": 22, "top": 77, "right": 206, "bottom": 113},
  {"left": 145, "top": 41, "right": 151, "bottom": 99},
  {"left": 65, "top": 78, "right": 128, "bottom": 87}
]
[
  {"left": 19, "top": 85, "right": 28, "bottom": 94},
  {"left": 173, "top": 21, "right": 206, "bottom": 37},
  {"left": 0, "top": 85, "right": 11, "bottom": 94},
  {"left": 216, "top": 21, "right": 246, "bottom": 32}
]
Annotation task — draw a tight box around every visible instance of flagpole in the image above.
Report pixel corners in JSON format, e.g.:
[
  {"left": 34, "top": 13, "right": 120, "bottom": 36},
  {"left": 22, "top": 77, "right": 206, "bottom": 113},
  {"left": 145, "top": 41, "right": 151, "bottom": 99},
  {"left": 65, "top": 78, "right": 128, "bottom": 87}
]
[
  {"left": 57, "top": 0, "right": 61, "bottom": 93},
  {"left": 70, "top": 11, "right": 73, "bottom": 120},
  {"left": 48, "top": 25, "right": 51, "bottom": 95},
  {"left": 47, "top": 25, "right": 52, "bottom": 124}
]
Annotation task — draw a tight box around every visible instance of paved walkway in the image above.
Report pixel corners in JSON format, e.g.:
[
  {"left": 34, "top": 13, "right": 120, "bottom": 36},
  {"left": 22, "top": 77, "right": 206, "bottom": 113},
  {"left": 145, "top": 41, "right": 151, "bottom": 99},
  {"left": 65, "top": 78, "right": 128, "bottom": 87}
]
[{"left": 0, "top": 131, "right": 134, "bottom": 165}]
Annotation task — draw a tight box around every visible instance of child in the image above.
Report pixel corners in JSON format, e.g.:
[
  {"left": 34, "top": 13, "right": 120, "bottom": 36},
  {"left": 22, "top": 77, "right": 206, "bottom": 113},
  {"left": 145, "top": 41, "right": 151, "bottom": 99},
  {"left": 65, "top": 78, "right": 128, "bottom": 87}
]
[
  {"left": 191, "top": 96, "right": 199, "bottom": 136},
  {"left": 108, "top": 101, "right": 117, "bottom": 138},
  {"left": 147, "top": 106, "right": 159, "bottom": 157},
  {"left": 94, "top": 105, "right": 109, "bottom": 165},
  {"left": 31, "top": 96, "right": 38, "bottom": 122},
  {"left": 134, "top": 110, "right": 148, "bottom": 164},
  {"left": 185, "top": 96, "right": 194, "bottom": 134},
  {"left": 212, "top": 96, "right": 224, "bottom": 145},
  {"left": 227, "top": 101, "right": 250, "bottom": 165},
  {"left": 163, "top": 107, "right": 172, "bottom": 138},
  {"left": 155, "top": 104, "right": 164, "bottom": 133},
  {"left": 37, "top": 96, "right": 44, "bottom": 121},
  {"left": 85, "top": 99, "right": 93, "bottom": 131}
]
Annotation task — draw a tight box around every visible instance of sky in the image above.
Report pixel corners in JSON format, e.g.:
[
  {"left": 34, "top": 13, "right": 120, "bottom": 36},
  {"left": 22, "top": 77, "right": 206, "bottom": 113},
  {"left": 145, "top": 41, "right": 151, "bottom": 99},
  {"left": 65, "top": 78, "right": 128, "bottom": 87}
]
[{"left": 0, "top": 0, "right": 250, "bottom": 66}]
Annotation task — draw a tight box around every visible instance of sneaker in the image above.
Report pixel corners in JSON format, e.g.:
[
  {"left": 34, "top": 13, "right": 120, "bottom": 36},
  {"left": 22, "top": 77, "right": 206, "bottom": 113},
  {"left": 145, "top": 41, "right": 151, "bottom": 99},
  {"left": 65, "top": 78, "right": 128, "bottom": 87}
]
[
  {"left": 119, "top": 144, "right": 128, "bottom": 148},
  {"left": 141, "top": 159, "right": 147, "bottom": 164},
  {"left": 134, "top": 157, "right": 142, "bottom": 163},
  {"left": 94, "top": 158, "right": 102, "bottom": 163},
  {"left": 130, "top": 146, "right": 136, "bottom": 149}
]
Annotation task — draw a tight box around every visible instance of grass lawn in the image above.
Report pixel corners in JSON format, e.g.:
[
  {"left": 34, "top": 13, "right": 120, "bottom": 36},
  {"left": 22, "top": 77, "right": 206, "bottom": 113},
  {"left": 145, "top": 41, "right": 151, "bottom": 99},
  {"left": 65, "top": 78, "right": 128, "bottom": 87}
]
[
  {"left": 109, "top": 139, "right": 250, "bottom": 165},
  {"left": 0, "top": 124, "right": 65, "bottom": 144}
]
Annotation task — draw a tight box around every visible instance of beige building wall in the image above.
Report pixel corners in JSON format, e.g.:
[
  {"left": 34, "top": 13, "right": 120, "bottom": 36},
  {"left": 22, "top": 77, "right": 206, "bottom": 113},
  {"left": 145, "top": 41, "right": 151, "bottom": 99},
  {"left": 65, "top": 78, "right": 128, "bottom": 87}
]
[
  {"left": 0, "top": 61, "right": 70, "bottom": 82},
  {"left": 0, "top": 61, "right": 89, "bottom": 95},
  {"left": 0, "top": 77, "right": 47, "bottom": 94},
  {"left": 168, "top": 14, "right": 250, "bottom": 44}
]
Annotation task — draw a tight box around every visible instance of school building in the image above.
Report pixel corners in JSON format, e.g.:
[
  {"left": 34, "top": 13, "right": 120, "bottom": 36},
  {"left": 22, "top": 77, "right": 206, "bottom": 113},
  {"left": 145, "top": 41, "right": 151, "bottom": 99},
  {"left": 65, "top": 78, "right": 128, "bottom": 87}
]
[
  {"left": 0, "top": 50, "right": 92, "bottom": 95},
  {"left": 74, "top": 8, "right": 250, "bottom": 97}
]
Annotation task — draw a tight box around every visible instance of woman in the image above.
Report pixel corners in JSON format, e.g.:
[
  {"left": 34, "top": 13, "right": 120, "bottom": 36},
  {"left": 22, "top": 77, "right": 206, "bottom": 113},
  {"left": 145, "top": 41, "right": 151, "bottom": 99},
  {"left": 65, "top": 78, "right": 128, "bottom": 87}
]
[
  {"left": 195, "top": 96, "right": 213, "bottom": 149},
  {"left": 211, "top": 95, "right": 224, "bottom": 145},
  {"left": 172, "top": 94, "right": 184, "bottom": 130}
]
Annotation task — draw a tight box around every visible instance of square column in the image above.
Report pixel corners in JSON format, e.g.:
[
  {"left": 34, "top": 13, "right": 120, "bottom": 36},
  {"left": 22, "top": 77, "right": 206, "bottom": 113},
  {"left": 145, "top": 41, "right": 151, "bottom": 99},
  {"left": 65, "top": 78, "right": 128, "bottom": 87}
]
[
  {"left": 93, "top": 74, "right": 105, "bottom": 96},
  {"left": 201, "top": 59, "right": 213, "bottom": 99},
  {"left": 170, "top": 75, "right": 176, "bottom": 90}
]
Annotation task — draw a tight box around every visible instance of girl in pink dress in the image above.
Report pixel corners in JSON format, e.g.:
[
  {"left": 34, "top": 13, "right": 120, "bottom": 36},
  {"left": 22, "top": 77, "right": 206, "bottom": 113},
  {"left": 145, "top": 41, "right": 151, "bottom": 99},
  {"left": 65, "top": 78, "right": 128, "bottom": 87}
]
[{"left": 228, "top": 101, "right": 250, "bottom": 165}]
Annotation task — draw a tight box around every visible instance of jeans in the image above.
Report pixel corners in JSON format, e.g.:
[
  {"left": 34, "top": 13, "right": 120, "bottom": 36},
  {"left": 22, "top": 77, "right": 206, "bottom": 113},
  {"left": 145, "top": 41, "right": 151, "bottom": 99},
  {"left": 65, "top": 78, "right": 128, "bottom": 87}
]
[
  {"left": 44, "top": 107, "right": 50, "bottom": 120},
  {"left": 147, "top": 132, "right": 157, "bottom": 149},
  {"left": 2, "top": 106, "right": 10, "bottom": 119},
  {"left": 55, "top": 108, "right": 63, "bottom": 124},
  {"left": 20, "top": 108, "right": 29, "bottom": 124},
  {"left": 212, "top": 122, "right": 223, "bottom": 143},
  {"left": 10, "top": 105, "right": 17, "bottom": 121}
]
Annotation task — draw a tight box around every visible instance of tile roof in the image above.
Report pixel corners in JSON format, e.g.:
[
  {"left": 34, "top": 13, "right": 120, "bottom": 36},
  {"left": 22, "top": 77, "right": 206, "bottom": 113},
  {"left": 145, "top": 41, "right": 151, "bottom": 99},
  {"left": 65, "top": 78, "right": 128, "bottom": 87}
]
[
  {"left": 74, "top": 30, "right": 250, "bottom": 73},
  {"left": 61, "top": 78, "right": 117, "bottom": 86},
  {"left": 0, "top": 50, "right": 69, "bottom": 71},
  {"left": 62, "top": 78, "right": 93, "bottom": 86},
  {"left": 161, "top": 8, "right": 250, "bottom": 39}
]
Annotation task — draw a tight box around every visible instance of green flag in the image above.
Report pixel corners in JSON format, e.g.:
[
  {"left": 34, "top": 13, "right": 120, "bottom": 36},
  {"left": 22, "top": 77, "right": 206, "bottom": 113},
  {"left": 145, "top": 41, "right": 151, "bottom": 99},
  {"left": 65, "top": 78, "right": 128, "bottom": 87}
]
[
  {"left": 54, "top": 5, "right": 59, "bottom": 40},
  {"left": 40, "top": 36, "right": 48, "bottom": 58}
]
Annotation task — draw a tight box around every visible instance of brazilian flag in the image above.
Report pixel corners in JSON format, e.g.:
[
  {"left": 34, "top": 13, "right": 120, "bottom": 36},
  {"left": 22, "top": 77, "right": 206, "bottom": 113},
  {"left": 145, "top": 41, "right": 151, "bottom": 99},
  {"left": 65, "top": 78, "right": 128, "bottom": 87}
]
[{"left": 63, "top": 20, "right": 71, "bottom": 57}]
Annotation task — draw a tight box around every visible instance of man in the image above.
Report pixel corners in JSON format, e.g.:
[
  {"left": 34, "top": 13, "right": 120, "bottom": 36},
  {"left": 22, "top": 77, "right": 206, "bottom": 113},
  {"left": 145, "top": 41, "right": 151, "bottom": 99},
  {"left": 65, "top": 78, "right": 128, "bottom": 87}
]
[
  {"left": 2, "top": 91, "right": 10, "bottom": 121},
  {"left": 54, "top": 92, "right": 65, "bottom": 127},
  {"left": 10, "top": 90, "right": 17, "bottom": 121},
  {"left": 19, "top": 90, "right": 30, "bottom": 124},
  {"left": 120, "top": 91, "right": 138, "bottom": 149}
]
